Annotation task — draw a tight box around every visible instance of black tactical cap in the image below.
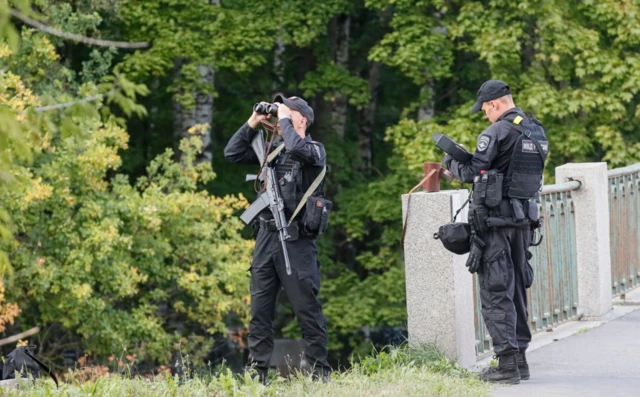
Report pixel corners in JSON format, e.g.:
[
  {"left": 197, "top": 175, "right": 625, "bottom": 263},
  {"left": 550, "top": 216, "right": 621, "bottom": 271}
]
[
  {"left": 273, "top": 94, "right": 315, "bottom": 128},
  {"left": 471, "top": 80, "right": 512, "bottom": 113}
]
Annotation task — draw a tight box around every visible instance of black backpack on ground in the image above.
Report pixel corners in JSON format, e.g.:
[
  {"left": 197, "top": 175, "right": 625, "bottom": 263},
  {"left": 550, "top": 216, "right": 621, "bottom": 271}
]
[{"left": 0, "top": 346, "right": 58, "bottom": 387}]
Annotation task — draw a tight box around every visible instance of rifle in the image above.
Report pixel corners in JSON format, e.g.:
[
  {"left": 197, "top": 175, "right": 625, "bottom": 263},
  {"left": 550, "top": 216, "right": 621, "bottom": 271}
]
[{"left": 240, "top": 131, "right": 293, "bottom": 275}]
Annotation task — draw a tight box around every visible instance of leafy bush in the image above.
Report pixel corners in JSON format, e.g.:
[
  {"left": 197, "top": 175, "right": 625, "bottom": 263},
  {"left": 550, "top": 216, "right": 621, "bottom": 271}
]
[{"left": 0, "top": 47, "right": 253, "bottom": 363}]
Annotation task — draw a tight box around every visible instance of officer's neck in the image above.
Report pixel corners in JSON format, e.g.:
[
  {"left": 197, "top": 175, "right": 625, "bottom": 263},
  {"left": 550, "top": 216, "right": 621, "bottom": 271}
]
[
  {"left": 277, "top": 131, "right": 310, "bottom": 146},
  {"left": 279, "top": 125, "right": 307, "bottom": 139},
  {"left": 496, "top": 105, "right": 517, "bottom": 120},
  {"left": 294, "top": 127, "right": 307, "bottom": 139}
]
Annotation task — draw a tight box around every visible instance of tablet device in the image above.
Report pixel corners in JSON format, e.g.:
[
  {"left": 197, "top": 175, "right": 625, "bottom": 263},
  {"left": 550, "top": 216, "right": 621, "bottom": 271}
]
[{"left": 432, "top": 133, "right": 473, "bottom": 162}]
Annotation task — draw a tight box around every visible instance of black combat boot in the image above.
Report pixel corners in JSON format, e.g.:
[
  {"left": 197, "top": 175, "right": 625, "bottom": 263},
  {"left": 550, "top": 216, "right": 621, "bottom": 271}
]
[
  {"left": 517, "top": 351, "right": 530, "bottom": 380},
  {"left": 246, "top": 367, "right": 269, "bottom": 386},
  {"left": 480, "top": 354, "right": 520, "bottom": 384},
  {"left": 312, "top": 368, "right": 331, "bottom": 383}
]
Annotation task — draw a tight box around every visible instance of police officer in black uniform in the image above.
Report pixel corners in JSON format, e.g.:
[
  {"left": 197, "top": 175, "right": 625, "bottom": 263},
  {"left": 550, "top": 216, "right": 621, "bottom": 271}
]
[
  {"left": 224, "top": 95, "right": 331, "bottom": 383},
  {"left": 442, "top": 80, "right": 548, "bottom": 384}
]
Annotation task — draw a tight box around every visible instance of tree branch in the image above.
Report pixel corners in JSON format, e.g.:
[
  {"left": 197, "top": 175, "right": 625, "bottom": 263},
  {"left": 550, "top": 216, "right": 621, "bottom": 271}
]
[
  {"left": 33, "top": 95, "right": 103, "bottom": 112},
  {"left": 0, "top": 326, "right": 40, "bottom": 347},
  {"left": 9, "top": 9, "right": 150, "bottom": 49}
]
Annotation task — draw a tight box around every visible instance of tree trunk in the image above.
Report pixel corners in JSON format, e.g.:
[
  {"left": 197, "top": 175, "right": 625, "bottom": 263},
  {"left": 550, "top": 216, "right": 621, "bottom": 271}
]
[
  {"left": 331, "top": 14, "right": 351, "bottom": 139},
  {"left": 273, "top": 36, "right": 286, "bottom": 94},
  {"left": 358, "top": 61, "right": 381, "bottom": 173},
  {"left": 172, "top": 60, "right": 214, "bottom": 164},
  {"left": 417, "top": 81, "right": 435, "bottom": 121},
  {"left": 416, "top": 12, "right": 446, "bottom": 122},
  {"left": 171, "top": 0, "right": 219, "bottom": 164}
]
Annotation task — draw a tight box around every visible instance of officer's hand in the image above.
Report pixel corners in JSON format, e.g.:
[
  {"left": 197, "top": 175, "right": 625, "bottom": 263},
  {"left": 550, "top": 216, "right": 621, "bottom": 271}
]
[
  {"left": 442, "top": 154, "right": 453, "bottom": 169},
  {"left": 248, "top": 102, "right": 270, "bottom": 129},
  {"left": 277, "top": 103, "right": 292, "bottom": 119}
]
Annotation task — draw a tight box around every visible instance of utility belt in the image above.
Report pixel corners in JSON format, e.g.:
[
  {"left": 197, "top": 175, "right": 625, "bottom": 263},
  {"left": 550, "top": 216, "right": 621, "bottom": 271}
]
[
  {"left": 469, "top": 198, "right": 540, "bottom": 232},
  {"left": 469, "top": 169, "right": 542, "bottom": 234},
  {"left": 253, "top": 160, "right": 332, "bottom": 240},
  {"left": 255, "top": 216, "right": 301, "bottom": 241},
  {"left": 255, "top": 197, "right": 331, "bottom": 239},
  {"left": 258, "top": 217, "right": 281, "bottom": 232},
  {"left": 491, "top": 198, "right": 536, "bottom": 223}
]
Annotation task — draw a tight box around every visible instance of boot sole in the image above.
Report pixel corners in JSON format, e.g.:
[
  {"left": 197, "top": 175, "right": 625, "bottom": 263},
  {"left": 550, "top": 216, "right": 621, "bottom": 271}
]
[
  {"left": 496, "top": 378, "right": 521, "bottom": 385},
  {"left": 520, "top": 375, "right": 530, "bottom": 380}
]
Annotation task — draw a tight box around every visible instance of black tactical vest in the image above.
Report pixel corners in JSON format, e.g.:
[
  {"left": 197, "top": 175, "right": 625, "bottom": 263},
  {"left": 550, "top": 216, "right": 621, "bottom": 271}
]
[
  {"left": 504, "top": 116, "right": 548, "bottom": 199},
  {"left": 271, "top": 138, "right": 326, "bottom": 217},
  {"left": 274, "top": 150, "right": 301, "bottom": 215}
]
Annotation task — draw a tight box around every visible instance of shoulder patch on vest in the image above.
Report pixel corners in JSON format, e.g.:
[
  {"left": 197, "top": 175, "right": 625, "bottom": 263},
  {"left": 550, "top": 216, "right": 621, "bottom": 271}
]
[
  {"left": 313, "top": 144, "right": 321, "bottom": 159},
  {"left": 477, "top": 135, "right": 491, "bottom": 152}
]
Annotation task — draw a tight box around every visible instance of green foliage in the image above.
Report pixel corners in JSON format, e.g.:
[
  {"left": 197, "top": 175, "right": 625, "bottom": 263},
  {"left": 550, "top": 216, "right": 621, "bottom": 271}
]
[
  {"left": 450, "top": 0, "right": 640, "bottom": 168},
  {"left": 0, "top": 1, "right": 31, "bottom": 50},
  {"left": 275, "top": 0, "right": 352, "bottom": 47},
  {"left": 316, "top": 0, "right": 640, "bottom": 360},
  {"left": 3, "top": 346, "right": 490, "bottom": 397},
  {"left": 3, "top": 0, "right": 640, "bottom": 370},
  {"left": 39, "top": 1, "right": 103, "bottom": 45},
  {"left": 2, "top": 123, "right": 252, "bottom": 362},
  {"left": 301, "top": 64, "right": 371, "bottom": 109},
  {"left": 81, "top": 48, "right": 117, "bottom": 84},
  {"left": 0, "top": 18, "right": 250, "bottom": 365},
  {"left": 369, "top": 11, "right": 453, "bottom": 85},
  {"left": 115, "top": 0, "right": 275, "bottom": 96},
  {"left": 354, "top": 344, "right": 473, "bottom": 378}
]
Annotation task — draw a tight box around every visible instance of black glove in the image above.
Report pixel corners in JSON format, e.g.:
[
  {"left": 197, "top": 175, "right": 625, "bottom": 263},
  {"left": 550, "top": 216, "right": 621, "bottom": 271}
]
[
  {"left": 465, "top": 235, "right": 486, "bottom": 274},
  {"left": 442, "top": 154, "right": 453, "bottom": 170}
]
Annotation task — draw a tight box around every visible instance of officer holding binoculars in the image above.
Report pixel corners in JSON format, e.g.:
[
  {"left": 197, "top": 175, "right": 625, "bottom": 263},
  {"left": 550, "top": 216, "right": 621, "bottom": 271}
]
[{"left": 224, "top": 95, "right": 331, "bottom": 383}]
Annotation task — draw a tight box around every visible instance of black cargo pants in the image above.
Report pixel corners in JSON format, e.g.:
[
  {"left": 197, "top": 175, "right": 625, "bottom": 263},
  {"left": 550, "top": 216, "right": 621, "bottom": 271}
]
[
  {"left": 478, "top": 226, "right": 533, "bottom": 356},
  {"left": 247, "top": 224, "right": 331, "bottom": 374}
]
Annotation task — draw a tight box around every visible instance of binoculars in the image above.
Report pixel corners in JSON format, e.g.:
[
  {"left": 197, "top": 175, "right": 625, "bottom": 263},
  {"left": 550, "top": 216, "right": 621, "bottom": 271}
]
[{"left": 253, "top": 103, "right": 279, "bottom": 116}]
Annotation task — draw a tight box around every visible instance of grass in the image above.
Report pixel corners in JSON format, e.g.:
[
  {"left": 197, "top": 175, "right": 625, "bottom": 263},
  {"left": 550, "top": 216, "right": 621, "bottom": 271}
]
[
  {"left": 572, "top": 327, "right": 591, "bottom": 336},
  {"left": 0, "top": 345, "right": 491, "bottom": 397}
]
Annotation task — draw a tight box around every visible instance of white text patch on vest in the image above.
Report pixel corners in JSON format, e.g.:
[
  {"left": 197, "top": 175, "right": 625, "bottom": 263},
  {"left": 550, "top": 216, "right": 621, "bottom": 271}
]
[{"left": 522, "top": 140, "right": 549, "bottom": 154}]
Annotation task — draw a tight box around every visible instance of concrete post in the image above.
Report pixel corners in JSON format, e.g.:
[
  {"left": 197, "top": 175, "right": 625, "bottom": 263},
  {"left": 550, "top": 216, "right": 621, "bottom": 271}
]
[
  {"left": 556, "top": 163, "right": 613, "bottom": 320},
  {"left": 401, "top": 190, "right": 475, "bottom": 368}
]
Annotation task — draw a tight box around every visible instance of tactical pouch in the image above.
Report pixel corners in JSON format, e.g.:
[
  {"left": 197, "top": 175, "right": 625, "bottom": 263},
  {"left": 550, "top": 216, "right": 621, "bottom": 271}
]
[
  {"left": 524, "top": 250, "right": 535, "bottom": 288},
  {"left": 251, "top": 219, "right": 260, "bottom": 237},
  {"left": 469, "top": 203, "right": 490, "bottom": 234},
  {"left": 434, "top": 222, "right": 471, "bottom": 255},
  {"left": 527, "top": 201, "right": 543, "bottom": 229},
  {"left": 472, "top": 175, "right": 487, "bottom": 205},
  {"left": 510, "top": 198, "right": 526, "bottom": 221},
  {"left": 527, "top": 201, "right": 545, "bottom": 246},
  {"left": 302, "top": 196, "right": 332, "bottom": 238},
  {"left": 472, "top": 170, "right": 503, "bottom": 208},
  {"left": 279, "top": 174, "right": 299, "bottom": 214},
  {"left": 527, "top": 200, "right": 538, "bottom": 221}
]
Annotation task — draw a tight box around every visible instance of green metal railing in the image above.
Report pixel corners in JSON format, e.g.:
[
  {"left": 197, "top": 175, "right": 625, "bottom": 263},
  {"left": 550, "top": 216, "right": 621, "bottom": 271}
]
[
  {"left": 474, "top": 181, "right": 581, "bottom": 357},
  {"left": 608, "top": 163, "right": 640, "bottom": 296}
]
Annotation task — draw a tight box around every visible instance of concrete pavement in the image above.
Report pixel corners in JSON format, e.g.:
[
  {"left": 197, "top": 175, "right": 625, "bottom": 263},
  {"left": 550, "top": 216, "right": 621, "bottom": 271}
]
[{"left": 492, "top": 288, "right": 640, "bottom": 397}]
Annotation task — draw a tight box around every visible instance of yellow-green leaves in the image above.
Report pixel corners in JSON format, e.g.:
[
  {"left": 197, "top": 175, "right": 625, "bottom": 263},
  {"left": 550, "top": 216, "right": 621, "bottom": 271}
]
[{"left": 3, "top": 123, "right": 253, "bottom": 363}]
